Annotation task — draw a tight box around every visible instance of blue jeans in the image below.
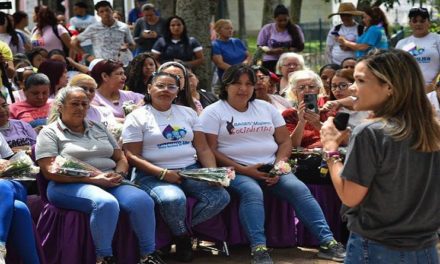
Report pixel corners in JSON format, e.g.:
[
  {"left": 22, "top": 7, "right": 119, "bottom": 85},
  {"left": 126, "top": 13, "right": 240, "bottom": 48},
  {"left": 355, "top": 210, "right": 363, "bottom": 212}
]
[
  {"left": 47, "top": 181, "right": 156, "bottom": 258},
  {"left": 134, "top": 164, "right": 230, "bottom": 236},
  {"left": 345, "top": 232, "right": 439, "bottom": 264},
  {"left": 0, "top": 180, "right": 40, "bottom": 264},
  {"left": 228, "top": 172, "right": 334, "bottom": 248}
]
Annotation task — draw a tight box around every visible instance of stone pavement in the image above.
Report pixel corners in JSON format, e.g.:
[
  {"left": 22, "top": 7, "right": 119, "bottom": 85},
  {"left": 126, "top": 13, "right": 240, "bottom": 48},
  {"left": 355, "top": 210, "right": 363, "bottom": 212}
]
[{"left": 164, "top": 242, "right": 440, "bottom": 264}]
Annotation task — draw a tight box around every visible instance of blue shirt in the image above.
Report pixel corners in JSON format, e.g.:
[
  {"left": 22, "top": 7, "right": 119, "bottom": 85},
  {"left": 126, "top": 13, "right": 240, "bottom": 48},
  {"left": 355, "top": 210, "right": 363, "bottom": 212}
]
[
  {"left": 356, "top": 25, "right": 388, "bottom": 57},
  {"left": 212, "top": 38, "right": 247, "bottom": 79}
]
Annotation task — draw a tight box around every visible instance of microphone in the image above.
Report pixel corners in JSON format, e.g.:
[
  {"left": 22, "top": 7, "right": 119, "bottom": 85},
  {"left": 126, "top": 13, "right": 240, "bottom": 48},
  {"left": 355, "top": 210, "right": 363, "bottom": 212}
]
[{"left": 333, "top": 112, "right": 350, "bottom": 131}]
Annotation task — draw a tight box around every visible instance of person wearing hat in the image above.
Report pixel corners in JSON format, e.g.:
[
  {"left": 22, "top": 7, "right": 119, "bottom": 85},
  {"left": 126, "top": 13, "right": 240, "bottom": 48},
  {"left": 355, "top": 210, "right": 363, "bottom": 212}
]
[
  {"left": 336, "top": 6, "right": 389, "bottom": 58},
  {"left": 396, "top": 7, "right": 440, "bottom": 92},
  {"left": 326, "top": 3, "right": 365, "bottom": 65}
]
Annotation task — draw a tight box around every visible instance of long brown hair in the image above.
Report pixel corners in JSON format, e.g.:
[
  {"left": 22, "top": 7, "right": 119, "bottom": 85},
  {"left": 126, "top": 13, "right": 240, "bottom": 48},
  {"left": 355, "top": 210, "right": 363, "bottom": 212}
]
[{"left": 363, "top": 49, "right": 440, "bottom": 152}]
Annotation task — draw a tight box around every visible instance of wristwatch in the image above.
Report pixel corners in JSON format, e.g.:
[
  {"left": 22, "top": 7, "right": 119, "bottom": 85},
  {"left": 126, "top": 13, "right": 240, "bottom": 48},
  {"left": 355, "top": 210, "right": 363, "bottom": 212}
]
[{"left": 322, "top": 151, "right": 340, "bottom": 162}]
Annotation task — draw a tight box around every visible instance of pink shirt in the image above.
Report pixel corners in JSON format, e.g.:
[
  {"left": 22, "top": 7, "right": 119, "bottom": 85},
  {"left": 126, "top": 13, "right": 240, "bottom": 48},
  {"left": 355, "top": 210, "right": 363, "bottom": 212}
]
[
  {"left": 9, "top": 101, "right": 52, "bottom": 128},
  {"left": 92, "top": 90, "right": 144, "bottom": 118},
  {"left": 31, "top": 24, "right": 68, "bottom": 52}
]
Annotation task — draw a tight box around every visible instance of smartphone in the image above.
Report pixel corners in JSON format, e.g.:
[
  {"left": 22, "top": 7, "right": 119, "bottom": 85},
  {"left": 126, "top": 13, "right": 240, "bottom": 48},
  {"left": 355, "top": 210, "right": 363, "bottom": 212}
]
[
  {"left": 258, "top": 164, "right": 274, "bottom": 173},
  {"left": 331, "top": 31, "right": 340, "bottom": 37},
  {"left": 304, "top": 94, "right": 318, "bottom": 113}
]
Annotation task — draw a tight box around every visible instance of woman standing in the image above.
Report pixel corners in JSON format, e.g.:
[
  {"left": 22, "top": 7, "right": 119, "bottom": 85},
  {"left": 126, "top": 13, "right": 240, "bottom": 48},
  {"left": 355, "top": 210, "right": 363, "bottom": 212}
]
[
  {"left": 122, "top": 71, "right": 229, "bottom": 262},
  {"left": 257, "top": 4, "right": 304, "bottom": 72},
  {"left": 320, "top": 49, "right": 440, "bottom": 263},
  {"left": 0, "top": 12, "right": 25, "bottom": 55},
  {"left": 201, "top": 64, "right": 345, "bottom": 264},
  {"left": 152, "top": 16, "right": 204, "bottom": 68},
  {"left": 337, "top": 7, "right": 389, "bottom": 58},
  {"left": 36, "top": 86, "right": 163, "bottom": 264},
  {"left": 212, "top": 19, "right": 250, "bottom": 79}
]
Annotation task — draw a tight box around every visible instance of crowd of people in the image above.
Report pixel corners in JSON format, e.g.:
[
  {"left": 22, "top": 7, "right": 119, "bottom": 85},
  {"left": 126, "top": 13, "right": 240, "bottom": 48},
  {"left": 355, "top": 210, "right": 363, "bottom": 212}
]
[{"left": 0, "top": 1, "right": 439, "bottom": 264}]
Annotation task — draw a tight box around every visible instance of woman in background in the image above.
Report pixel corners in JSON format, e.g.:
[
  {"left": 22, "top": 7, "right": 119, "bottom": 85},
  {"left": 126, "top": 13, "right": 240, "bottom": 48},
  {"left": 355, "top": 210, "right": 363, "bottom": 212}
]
[
  {"left": 126, "top": 53, "right": 158, "bottom": 94},
  {"left": 275, "top": 52, "right": 306, "bottom": 96}
]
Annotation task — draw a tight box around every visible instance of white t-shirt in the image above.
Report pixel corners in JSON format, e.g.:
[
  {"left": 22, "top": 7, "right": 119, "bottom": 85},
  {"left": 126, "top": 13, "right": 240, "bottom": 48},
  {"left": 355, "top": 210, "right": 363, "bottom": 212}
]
[
  {"left": 69, "top": 15, "right": 97, "bottom": 47},
  {"left": 426, "top": 91, "right": 440, "bottom": 119},
  {"left": 31, "top": 24, "right": 69, "bottom": 53},
  {"left": 200, "top": 100, "right": 285, "bottom": 165},
  {"left": 0, "top": 133, "right": 13, "bottom": 159},
  {"left": 326, "top": 24, "right": 360, "bottom": 65},
  {"left": 122, "top": 104, "right": 201, "bottom": 169},
  {"left": 396, "top": 33, "right": 440, "bottom": 84}
]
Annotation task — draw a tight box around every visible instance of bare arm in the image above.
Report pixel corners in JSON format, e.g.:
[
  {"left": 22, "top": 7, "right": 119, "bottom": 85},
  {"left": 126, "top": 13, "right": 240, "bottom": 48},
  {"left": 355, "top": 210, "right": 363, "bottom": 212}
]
[
  {"left": 212, "top": 54, "right": 231, "bottom": 71},
  {"left": 274, "top": 125, "right": 292, "bottom": 163},
  {"left": 112, "top": 149, "right": 129, "bottom": 175},
  {"left": 186, "top": 50, "right": 204, "bottom": 68},
  {"left": 338, "top": 36, "right": 369, "bottom": 51},
  {"left": 192, "top": 131, "right": 216, "bottom": 168}
]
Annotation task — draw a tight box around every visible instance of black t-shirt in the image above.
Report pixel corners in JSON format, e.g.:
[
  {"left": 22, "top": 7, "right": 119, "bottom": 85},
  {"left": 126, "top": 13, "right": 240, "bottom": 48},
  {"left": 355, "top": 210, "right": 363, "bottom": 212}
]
[{"left": 152, "top": 37, "right": 202, "bottom": 64}]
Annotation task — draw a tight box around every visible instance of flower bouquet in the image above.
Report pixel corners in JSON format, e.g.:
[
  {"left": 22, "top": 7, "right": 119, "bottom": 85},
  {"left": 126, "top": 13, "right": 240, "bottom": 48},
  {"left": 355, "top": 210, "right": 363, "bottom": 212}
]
[
  {"left": 268, "top": 160, "right": 292, "bottom": 177},
  {"left": 178, "top": 167, "right": 236, "bottom": 187},
  {"left": 122, "top": 100, "right": 138, "bottom": 116},
  {"left": 0, "top": 151, "right": 40, "bottom": 179},
  {"left": 106, "top": 122, "right": 124, "bottom": 143},
  {"left": 49, "top": 155, "right": 101, "bottom": 177}
]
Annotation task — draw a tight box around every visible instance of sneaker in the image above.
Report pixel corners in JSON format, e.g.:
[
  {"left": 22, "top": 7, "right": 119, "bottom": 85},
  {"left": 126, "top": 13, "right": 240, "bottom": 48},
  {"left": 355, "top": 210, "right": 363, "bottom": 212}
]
[
  {"left": 317, "top": 240, "right": 346, "bottom": 262},
  {"left": 96, "top": 256, "right": 117, "bottom": 264},
  {"left": 175, "top": 236, "right": 193, "bottom": 262},
  {"left": 139, "top": 252, "right": 167, "bottom": 264},
  {"left": 251, "top": 246, "right": 273, "bottom": 264}
]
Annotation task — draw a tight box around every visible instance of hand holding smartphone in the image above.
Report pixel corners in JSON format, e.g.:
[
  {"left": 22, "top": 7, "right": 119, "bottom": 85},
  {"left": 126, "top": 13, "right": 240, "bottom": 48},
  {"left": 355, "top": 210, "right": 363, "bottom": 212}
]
[{"left": 303, "top": 94, "right": 319, "bottom": 113}]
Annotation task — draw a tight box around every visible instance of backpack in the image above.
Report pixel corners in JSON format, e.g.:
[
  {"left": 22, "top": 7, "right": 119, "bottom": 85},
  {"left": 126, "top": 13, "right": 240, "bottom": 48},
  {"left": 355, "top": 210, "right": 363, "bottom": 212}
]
[{"left": 334, "top": 23, "right": 364, "bottom": 37}]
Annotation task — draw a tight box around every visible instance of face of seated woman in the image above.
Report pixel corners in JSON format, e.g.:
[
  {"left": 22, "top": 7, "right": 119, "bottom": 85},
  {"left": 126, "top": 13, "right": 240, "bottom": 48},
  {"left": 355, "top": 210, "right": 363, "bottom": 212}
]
[
  {"left": 148, "top": 75, "right": 179, "bottom": 109},
  {"left": 331, "top": 75, "right": 352, "bottom": 100},
  {"left": 59, "top": 91, "right": 89, "bottom": 126},
  {"left": 0, "top": 96, "right": 8, "bottom": 127},
  {"left": 25, "top": 84, "right": 50, "bottom": 107}
]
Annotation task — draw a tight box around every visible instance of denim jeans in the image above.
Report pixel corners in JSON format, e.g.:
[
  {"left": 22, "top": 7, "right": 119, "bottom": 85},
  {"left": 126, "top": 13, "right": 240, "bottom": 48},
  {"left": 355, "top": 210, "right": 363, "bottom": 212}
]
[
  {"left": 228, "top": 172, "right": 334, "bottom": 248},
  {"left": 134, "top": 163, "right": 230, "bottom": 236},
  {"left": 0, "top": 180, "right": 40, "bottom": 264},
  {"left": 47, "top": 181, "right": 156, "bottom": 258},
  {"left": 345, "top": 232, "right": 439, "bottom": 264}
]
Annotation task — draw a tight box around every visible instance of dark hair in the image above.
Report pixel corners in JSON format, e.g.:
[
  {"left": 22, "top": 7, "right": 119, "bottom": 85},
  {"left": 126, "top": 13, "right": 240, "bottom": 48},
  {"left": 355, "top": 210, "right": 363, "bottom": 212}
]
[
  {"left": 91, "top": 59, "right": 124, "bottom": 87},
  {"left": 163, "top": 16, "right": 191, "bottom": 55},
  {"left": 408, "top": 7, "right": 430, "bottom": 20},
  {"left": 48, "top": 49, "right": 66, "bottom": 59},
  {"left": 24, "top": 73, "right": 51, "bottom": 90},
  {"left": 35, "top": 6, "right": 58, "bottom": 31},
  {"left": 12, "top": 11, "right": 28, "bottom": 25},
  {"left": 0, "top": 12, "right": 19, "bottom": 48},
  {"left": 37, "top": 60, "right": 67, "bottom": 95},
  {"left": 144, "top": 72, "right": 180, "bottom": 104},
  {"left": 94, "top": 1, "right": 112, "bottom": 11},
  {"left": 364, "top": 7, "right": 389, "bottom": 37},
  {"left": 219, "top": 64, "right": 257, "bottom": 101},
  {"left": 272, "top": 4, "right": 304, "bottom": 52},
  {"left": 26, "top": 47, "right": 47, "bottom": 67},
  {"left": 251, "top": 65, "right": 270, "bottom": 76},
  {"left": 142, "top": 3, "right": 155, "bottom": 12},
  {"left": 74, "top": 2, "right": 88, "bottom": 9},
  {"left": 340, "top": 57, "right": 356, "bottom": 67},
  {"left": 126, "top": 53, "right": 158, "bottom": 94},
  {"left": 157, "top": 61, "right": 196, "bottom": 110},
  {"left": 319, "top": 63, "right": 341, "bottom": 75}
]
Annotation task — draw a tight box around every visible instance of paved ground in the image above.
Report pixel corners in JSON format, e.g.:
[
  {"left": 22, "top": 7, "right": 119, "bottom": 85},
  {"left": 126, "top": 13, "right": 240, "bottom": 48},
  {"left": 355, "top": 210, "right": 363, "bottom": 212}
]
[{"left": 163, "top": 242, "right": 440, "bottom": 264}]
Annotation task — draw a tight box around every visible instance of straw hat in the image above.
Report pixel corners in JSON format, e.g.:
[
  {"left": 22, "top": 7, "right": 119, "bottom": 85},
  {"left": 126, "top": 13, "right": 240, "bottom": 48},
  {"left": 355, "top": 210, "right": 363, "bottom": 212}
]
[{"left": 328, "top": 3, "right": 364, "bottom": 18}]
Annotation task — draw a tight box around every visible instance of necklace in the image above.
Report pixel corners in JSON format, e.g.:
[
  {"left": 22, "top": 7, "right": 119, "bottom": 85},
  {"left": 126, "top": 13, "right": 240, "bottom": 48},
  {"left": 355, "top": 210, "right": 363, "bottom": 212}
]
[{"left": 151, "top": 105, "right": 174, "bottom": 120}]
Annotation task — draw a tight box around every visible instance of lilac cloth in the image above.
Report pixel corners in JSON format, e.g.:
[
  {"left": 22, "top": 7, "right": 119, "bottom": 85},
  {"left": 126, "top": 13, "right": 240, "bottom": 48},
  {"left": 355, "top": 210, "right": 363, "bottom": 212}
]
[
  {"left": 92, "top": 90, "right": 144, "bottom": 118},
  {"left": 295, "top": 184, "right": 349, "bottom": 246},
  {"left": 86, "top": 105, "right": 116, "bottom": 125},
  {"left": 0, "top": 119, "right": 37, "bottom": 148}
]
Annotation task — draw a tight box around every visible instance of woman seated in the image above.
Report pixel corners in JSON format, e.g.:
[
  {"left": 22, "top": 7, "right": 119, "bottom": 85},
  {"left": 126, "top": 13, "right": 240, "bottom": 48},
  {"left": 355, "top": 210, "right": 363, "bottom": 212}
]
[
  {"left": 126, "top": 53, "right": 159, "bottom": 95},
  {"left": 35, "top": 87, "right": 162, "bottom": 264},
  {"left": 37, "top": 59, "right": 68, "bottom": 97},
  {"left": 0, "top": 134, "right": 40, "bottom": 264},
  {"left": 90, "top": 60, "right": 144, "bottom": 121},
  {"left": 200, "top": 64, "right": 345, "bottom": 264},
  {"left": 8, "top": 73, "right": 52, "bottom": 132},
  {"left": 0, "top": 94, "right": 36, "bottom": 153},
  {"left": 67, "top": 74, "right": 115, "bottom": 125},
  {"left": 252, "top": 65, "right": 291, "bottom": 112},
  {"left": 329, "top": 69, "right": 368, "bottom": 128},
  {"left": 122, "top": 71, "right": 230, "bottom": 262},
  {"left": 12, "top": 63, "right": 34, "bottom": 102}
]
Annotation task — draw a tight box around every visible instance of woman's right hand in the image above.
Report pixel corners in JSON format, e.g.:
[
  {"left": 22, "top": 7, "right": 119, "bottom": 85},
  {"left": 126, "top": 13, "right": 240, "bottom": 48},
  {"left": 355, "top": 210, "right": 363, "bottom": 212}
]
[
  {"left": 163, "top": 170, "right": 183, "bottom": 184},
  {"left": 89, "top": 173, "right": 122, "bottom": 188},
  {"left": 242, "top": 163, "right": 271, "bottom": 180},
  {"left": 297, "top": 102, "right": 306, "bottom": 123}
]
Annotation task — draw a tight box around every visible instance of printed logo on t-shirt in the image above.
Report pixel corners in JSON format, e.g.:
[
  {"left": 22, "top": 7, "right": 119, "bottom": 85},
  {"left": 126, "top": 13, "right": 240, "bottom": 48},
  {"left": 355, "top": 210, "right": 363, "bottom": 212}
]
[
  {"left": 404, "top": 43, "right": 431, "bottom": 63},
  {"left": 225, "top": 116, "right": 273, "bottom": 135},
  {"left": 162, "top": 124, "right": 187, "bottom": 141}
]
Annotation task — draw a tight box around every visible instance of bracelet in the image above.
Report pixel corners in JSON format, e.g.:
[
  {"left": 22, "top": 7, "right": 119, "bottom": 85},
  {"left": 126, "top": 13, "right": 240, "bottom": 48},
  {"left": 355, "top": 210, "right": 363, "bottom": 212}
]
[
  {"left": 330, "top": 157, "right": 343, "bottom": 164},
  {"left": 159, "top": 169, "right": 168, "bottom": 180}
]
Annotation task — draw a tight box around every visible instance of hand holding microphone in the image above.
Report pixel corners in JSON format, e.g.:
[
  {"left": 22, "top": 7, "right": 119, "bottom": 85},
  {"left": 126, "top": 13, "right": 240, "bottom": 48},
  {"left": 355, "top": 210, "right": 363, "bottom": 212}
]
[{"left": 320, "top": 112, "right": 351, "bottom": 151}]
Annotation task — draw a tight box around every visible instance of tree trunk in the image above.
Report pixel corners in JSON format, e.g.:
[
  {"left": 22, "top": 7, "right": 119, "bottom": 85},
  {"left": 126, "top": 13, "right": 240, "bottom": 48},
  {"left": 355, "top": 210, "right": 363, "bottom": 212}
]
[
  {"left": 176, "top": 0, "right": 214, "bottom": 90},
  {"left": 290, "top": 0, "right": 302, "bottom": 24},
  {"left": 262, "top": 0, "right": 282, "bottom": 26},
  {"left": 215, "top": 0, "right": 229, "bottom": 20},
  {"left": 158, "top": 0, "right": 176, "bottom": 19},
  {"left": 238, "top": 0, "right": 247, "bottom": 45}
]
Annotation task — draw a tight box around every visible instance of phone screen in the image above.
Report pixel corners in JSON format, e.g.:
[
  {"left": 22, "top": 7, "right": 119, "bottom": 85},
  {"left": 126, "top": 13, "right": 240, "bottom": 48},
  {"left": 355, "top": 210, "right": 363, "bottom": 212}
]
[{"left": 303, "top": 94, "right": 318, "bottom": 113}]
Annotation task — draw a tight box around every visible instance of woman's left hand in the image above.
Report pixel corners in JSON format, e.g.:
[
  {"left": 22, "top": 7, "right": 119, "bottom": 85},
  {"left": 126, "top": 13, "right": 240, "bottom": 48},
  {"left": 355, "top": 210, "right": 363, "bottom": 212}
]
[
  {"left": 265, "top": 175, "right": 280, "bottom": 186},
  {"left": 320, "top": 117, "right": 351, "bottom": 151},
  {"left": 304, "top": 110, "right": 321, "bottom": 130}
]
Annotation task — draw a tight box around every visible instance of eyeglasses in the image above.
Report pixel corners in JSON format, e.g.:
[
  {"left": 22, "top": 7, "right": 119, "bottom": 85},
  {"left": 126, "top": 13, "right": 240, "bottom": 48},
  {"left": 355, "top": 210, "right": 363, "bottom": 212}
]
[
  {"left": 282, "top": 63, "right": 298, "bottom": 68},
  {"left": 16, "top": 66, "right": 33, "bottom": 73},
  {"left": 296, "top": 84, "right": 318, "bottom": 92},
  {"left": 331, "top": 82, "right": 352, "bottom": 91},
  {"left": 154, "top": 83, "right": 179, "bottom": 92}
]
